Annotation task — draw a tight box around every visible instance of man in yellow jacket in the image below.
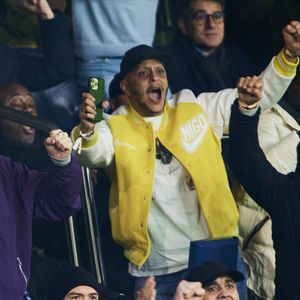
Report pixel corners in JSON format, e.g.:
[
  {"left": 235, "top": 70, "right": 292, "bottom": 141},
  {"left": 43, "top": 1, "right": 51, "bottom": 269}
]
[{"left": 72, "top": 20, "right": 300, "bottom": 300}]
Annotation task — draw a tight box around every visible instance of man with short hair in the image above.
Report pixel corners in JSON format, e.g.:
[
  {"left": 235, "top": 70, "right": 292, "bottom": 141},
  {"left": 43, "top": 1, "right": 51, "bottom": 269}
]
[
  {"left": 161, "top": 0, "right": 252, "bottom": 95},
  {"left": 72, "top": 21, "right": 300, "bottom": 300}
]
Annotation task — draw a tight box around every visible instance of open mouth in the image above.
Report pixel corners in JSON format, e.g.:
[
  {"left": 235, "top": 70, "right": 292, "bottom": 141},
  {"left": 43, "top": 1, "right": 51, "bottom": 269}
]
[
  {"left": 148, "top": 87, "right": 162, "bottom": 103},
  {"left": 22, "top": 125, "right": 35, "bottom": 135}
]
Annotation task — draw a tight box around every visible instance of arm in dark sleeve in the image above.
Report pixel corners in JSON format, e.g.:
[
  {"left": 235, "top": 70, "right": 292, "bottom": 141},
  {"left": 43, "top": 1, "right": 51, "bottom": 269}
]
[
  {"left": 28, "top": 156, "right": 82, "bottom": 221},
  {"left": 15, "top": 11, "right": 74, "bottom": 91},
  {"left": 229, "top": 100, "right": 297, "bottom": 214}
]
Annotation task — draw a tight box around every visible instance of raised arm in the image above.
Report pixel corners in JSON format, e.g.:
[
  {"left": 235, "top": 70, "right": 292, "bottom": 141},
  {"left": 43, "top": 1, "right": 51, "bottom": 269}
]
[
  {"left": 71, "top": 92, "right": 115, "bottom": 168},
  {"left": 21, "top": 0, "right": 54, "bottom": 19},
  {"left": 229, "top": 77, "right": 297, "bottom": 214},
  {"left": 0, "top": 129, "right": 81, "bottom": 223},
  {"left": 2, "top": 0, "right": 74, "bottom": 91},
  {"left": 32, "top": 129, "right": 82, "bottom": 221},
  {"left": 195, "top": 21, "right": 300, "bottom": 138}
]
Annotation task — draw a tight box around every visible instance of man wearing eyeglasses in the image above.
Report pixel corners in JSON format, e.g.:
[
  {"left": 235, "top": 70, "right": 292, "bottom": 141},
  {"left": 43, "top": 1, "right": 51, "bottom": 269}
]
[{"left": 161, "top": 0, "right": 253, "bottom": 96}]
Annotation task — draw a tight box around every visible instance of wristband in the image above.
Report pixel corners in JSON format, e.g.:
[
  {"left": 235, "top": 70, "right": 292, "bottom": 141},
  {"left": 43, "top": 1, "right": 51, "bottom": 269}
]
[
  {"left": 283, "top": 47, "right": 299, "bottom": 58},
  {"left": 238, "top": 102, "right": 258, "bottom": 110}
]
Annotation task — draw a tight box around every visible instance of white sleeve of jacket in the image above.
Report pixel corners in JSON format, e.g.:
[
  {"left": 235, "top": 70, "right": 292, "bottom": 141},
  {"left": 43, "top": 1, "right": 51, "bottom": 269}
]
[
  {"left": 195, "top": 57, "right": 294, "bottom": 138},
  {"left": 258, "top": 109, "right": 299, "bottom": 174},
  {"left": 77, "top": 121, "right": 114, "bottom": 168}
]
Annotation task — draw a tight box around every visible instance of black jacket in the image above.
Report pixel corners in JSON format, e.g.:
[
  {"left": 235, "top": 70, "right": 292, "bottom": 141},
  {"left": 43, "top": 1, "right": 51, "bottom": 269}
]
[
  {"left": 0, "top": 10, "right": 74, "bottom": 92},
  {"left": 160, "top": 33, "right": 253, "bottom": 95},
  {"left": 229, "top": 101, "right": 300, "bottom": 300}
]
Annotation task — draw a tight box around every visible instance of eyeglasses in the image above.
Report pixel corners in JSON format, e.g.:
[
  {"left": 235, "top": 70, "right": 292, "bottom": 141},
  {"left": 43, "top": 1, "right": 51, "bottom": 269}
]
[
  {"left": 205, "top": 280, "right": 236, "bottom": 294},
  {"left": 191, "top": 11, "right": 225, "bottom": 24}
]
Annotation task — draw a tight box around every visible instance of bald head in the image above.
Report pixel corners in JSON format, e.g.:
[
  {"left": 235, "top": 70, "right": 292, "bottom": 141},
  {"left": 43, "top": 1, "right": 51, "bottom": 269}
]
[{"left": 0, "top": 82, "right": 37, "bottom": 145}]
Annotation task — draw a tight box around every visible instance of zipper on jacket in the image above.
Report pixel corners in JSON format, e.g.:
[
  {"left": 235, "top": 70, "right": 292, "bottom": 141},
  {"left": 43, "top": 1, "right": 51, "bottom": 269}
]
[{"left": 17, "top": 256, "right": 28, "bottom": 286}]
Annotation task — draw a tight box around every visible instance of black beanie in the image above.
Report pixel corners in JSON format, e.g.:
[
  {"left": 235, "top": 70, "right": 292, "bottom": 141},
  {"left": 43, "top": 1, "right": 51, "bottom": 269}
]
[{"left": 46, "top": 264, "right": 110, "bottom": 300}]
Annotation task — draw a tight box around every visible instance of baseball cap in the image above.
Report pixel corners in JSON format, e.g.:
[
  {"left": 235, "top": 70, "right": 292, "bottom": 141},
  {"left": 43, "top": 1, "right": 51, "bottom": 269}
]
[
  {"left": 186, "top": 261, "right": 244, "bottom": 287},
  {"left": 119, "top": 44, "right": 172, "bottom": 79}
]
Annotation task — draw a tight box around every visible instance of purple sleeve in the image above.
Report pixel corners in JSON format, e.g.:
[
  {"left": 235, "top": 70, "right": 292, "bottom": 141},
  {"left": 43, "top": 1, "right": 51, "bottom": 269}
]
[
  {"left": 9, "top": 154, "right": 82, "bottom": 221},
  {"left": 34, "top": 155, "right": 82, "bottom": 221}
]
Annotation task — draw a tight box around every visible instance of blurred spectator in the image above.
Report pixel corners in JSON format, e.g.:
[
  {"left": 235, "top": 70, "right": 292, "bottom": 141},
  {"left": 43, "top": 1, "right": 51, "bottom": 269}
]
[
  {"left": 0, "top": 81, "right": 70, "bottom": 256},
  {"left": 160, "top": 0, "right": 252, "bottom": 95},
  {"left": 0, "top": 1, "right": 39, "bottom": 48},
  {"left": 108, "top": 73, "right": 129, "bottom": 113},
  {"left": 0, "top": 0, "right": 74, "bottom": 92},
  {"left": 184, "top": 260, "right": 244, "bottom": 300},
  {"left": 137, "top": 261, "right": 243, "bottom": 300},
  {"left": 71, "top": 0, "right": 159, "bottom": 98},
  {"left": 229, "top": 102, "right": 291, "bottom": 299},
  {"left": 0, "top": 0, "right": 79, "bottom": 131},
  {"left": 0, "top": 82, "right": 49, "bottom": 169},
  {"left": 46, "top": 264, "right": 108, "bottom": 300},
  {"left": 233, "top": 69, "right": 300, "bottom": 300},
  {"left": 0, "top": 127, "right": 82, "bottom": 300},
  {"left": 228, "top": 54, "right": 300, "bottom": 298},
  {"left": 0, "top": 82, "right": 79, "bottom": 300}
]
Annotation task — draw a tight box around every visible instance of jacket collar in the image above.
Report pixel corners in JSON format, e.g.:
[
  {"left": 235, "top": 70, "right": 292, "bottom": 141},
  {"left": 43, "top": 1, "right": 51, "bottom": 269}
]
[{"left": 126, "top": 102, "right": 171, "bottom": 129}]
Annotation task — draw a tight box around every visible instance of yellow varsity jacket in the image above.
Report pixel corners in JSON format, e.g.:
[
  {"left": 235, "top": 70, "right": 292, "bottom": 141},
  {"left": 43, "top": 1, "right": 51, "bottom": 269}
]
[{"left": 106, "top": 101, "right": 238, "bottom": 267}]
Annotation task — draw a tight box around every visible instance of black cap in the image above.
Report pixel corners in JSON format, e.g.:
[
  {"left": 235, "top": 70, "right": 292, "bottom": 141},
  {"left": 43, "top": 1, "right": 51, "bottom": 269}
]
[
  {"left": 119, "top": 44, "right": 172, "bottom": 79},
  {"left": 46, "top": 264, "right": 110, "bottom": 300},
  {"left": 186, "top": 261, "right": 244, "bottom": 287}
]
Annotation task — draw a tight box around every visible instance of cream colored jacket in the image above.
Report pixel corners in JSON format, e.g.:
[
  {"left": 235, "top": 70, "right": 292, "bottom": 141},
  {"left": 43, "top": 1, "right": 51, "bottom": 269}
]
[{"left": 237, "top": 104, "right": 300, "bottom": 299}]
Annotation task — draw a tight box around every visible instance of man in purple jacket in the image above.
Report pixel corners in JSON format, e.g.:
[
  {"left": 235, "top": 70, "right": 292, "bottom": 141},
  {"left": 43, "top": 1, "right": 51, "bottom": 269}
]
[{"left": 0, "top": 128, "right": 82, "bottom": 299}]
